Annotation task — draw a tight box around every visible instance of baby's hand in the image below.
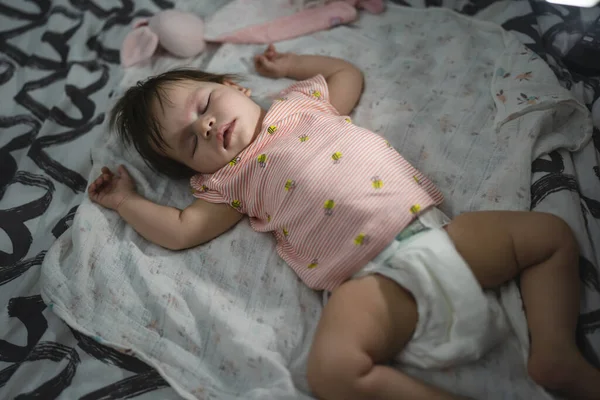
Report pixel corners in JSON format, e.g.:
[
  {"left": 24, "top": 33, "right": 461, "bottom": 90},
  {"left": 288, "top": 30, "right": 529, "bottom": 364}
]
[
  {"left": 254, "top": 44, "right": 295, "bottom": 79},
  {"left": 88, "top": 165, "right": 137, "bottom": 212}
]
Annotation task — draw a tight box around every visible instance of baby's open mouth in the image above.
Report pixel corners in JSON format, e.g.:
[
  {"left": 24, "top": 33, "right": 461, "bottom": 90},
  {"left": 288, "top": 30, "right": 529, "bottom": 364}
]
[{"left": 222, "top": 120, "right": 235, "bottom": 149}]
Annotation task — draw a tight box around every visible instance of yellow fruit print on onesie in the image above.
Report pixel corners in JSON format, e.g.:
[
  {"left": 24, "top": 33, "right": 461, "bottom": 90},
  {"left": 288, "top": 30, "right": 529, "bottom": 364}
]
[
  {"left": 267, "top": 125, "right": 277, "bottom": 134},
  {"left": 282, "top": 227, "right": 289, "bottom": 237},
  {"left": 257, "top": 154, "right": 267, "bottom": 168},
  {"left": 371, "top": 176, "right": 384, "bottom": 189},
  {"left": 413, "top": 175, "right": 420, "bottom": 184},
  {"left": 324, "top": 200, "right": 335, "bottom": 216},
  {"left": 307, "top": 258, "right": 319, "bottom": 269},
  {"left": 229, "top": 156, "right": 241, "bottom": 166},
  {"left": 231, "top": 200, "right": 242, "bottom": 209},
  {"left": 344, "top": 117, "right": 352, "bottom": 124},
  {"left": 191, "top": 184, "right": 208, "bottom": 194},
  {"left": 354, "top": 233, "right": 369, "bottom": 246},
  {"left": 331, "top": 152, "right": 342, "bottom": 164},
  {"left": 284, "top": 180, "right": 296, "bottom": 191},
  {"left": 311, "top": 90, "right": 322, "bottom": 99},
  {"left": 299, "top": 134, "right": 309, "bottom": 142},
  {"left": 410, "top": 204, "right": 421, "bottom": 214}
]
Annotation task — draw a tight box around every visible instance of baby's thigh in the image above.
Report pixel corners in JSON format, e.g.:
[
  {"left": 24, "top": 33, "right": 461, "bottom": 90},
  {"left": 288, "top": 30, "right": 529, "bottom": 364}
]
[
  {"left": 309, "top": 275, "right": 418, "bottom": 368},
  {"left": 445, "top": 210, "right": 575, "bottom": 289}
]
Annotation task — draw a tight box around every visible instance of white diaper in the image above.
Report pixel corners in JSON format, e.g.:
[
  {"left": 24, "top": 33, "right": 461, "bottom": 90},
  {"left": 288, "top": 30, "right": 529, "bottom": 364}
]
[{"left": 354, "top": 207, "right": 510, "bottom": 369}]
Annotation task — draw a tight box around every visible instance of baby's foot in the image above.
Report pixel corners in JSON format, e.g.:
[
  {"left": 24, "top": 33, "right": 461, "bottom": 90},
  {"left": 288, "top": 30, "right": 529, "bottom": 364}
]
[{"left": 528, "top": 345, "right": 600, "bottom": 399}]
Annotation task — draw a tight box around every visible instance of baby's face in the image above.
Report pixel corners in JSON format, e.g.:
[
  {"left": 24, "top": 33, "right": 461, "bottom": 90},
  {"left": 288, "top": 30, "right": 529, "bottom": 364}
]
[{"left": 153, "top": 79, "right": 265, "bottom": 174}]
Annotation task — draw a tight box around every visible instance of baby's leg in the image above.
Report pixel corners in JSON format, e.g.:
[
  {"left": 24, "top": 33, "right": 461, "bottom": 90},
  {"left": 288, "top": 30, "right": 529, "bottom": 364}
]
[
  {"left": 446, "top": 211, "right": 600, "bottom": 399},
  {"left": 306, "top": 275, "right": 467, "bottom": 400}
]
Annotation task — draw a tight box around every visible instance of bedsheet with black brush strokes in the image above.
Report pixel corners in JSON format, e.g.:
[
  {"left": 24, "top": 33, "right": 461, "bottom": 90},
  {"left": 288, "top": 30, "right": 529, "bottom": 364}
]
[{"left": 1, "top": 0, "right": 598, "bottom": 398}]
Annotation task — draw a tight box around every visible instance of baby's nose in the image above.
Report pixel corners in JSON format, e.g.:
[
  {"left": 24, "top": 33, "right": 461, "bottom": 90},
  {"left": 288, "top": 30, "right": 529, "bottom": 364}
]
[{"left": 200, "top": 116, "right": 215, "bottom": 138}]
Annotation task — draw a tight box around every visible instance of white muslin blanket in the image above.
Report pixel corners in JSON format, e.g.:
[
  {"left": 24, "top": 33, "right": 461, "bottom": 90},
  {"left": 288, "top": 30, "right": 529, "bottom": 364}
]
[{"left": 40, "top": 4, "right": 592, "bottom": 400}]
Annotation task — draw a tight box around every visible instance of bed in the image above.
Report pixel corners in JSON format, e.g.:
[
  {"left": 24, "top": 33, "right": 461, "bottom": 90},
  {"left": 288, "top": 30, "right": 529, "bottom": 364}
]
[{"left": 1, "top": 0, "right": 599, "bottom": 399}]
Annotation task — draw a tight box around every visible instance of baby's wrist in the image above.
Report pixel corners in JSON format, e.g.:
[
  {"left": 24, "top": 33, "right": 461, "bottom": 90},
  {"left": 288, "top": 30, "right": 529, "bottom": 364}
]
[
  {"left": 115, "top": 192, "right": 138, "bottom": 214},
  {"left": 284, "top": 54, "right": 301, "bottom": 78}
]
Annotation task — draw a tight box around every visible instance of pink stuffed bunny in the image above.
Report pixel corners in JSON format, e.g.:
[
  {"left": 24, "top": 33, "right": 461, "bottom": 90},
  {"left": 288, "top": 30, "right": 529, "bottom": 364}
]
[
  {"left": 120, "top": 1, "right": 385, "bottom": 68},
  {"left": 120, "top": 10, "right": 206, "bottom": 68}
]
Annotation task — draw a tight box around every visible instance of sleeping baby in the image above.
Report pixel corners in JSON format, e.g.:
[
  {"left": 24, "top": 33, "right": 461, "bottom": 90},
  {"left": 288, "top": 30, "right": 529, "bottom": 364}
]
[{"left": 89, "top": 44, "right": 600, "bottom": 400}]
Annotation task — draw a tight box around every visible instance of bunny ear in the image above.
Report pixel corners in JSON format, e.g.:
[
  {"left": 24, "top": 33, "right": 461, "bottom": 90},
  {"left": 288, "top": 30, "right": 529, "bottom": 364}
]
[
  {"left": 133, "top": 18, "right": 149, "bottom": 29},
  {"left": 120, "top": 26, "right": 159, "bottom": 67}
]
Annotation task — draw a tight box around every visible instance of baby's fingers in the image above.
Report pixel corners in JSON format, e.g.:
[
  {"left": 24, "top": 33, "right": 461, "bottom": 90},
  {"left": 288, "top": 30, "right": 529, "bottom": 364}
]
[
  {"left": 89, "top": 167, "right": 113, "bottom": 192},
  {"left": 117, "top": 164, "right": 131, "bottom": 180},
  {"left": 255, "top": 55, "right": 275, "bottom": 70},
  {"left": 101, "top": 166, "right": 114, "bottom": 176},
  {"left": 88, "top": 173, "right": 109, "bottom": 193}
]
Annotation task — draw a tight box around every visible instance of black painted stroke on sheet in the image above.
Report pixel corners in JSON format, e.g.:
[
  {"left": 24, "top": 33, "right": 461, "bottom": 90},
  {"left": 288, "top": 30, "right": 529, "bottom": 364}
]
[
  {"left": 531, "top": 151, "right": 564, "bottom": 174},
  {"left": 0, "top": 296, "right": 48, "bottom": 363},
  {"left": 0, "top": 58, "right": 15, "bottom": 86},
  {"left": 0, "top": 172, "right": 54, "bottom": 267},
  {"left": 580, "top": 309, "right": 600, "bottom": 336},
  {"left": 69, "top": 0, "right": 134, "bottom": 18},
  {"left": 580, "top": 256, "right": 600, "bottom": 294},
  {"left": 0, "top": 0, "right": 52, "bottom": 67},
  {"left": 28, "top": 114, "right": 105, "bottom": 193},
  {"left": 578, "top": 321, "right": 600, "bottom": 369},
  {"left": 13, "top": 342, "right": 81, "bottom": 400},
  {"left": 0, "top": 151, "right": 17, "bottom": 201},
  {"left": 0, "top": 251, "right": 46, "bottom": 287},
  {"left": 0, "top": 115, "right": 42, "bottom": 154},
  {"left": 0, "top": 115, "right": 41, "bottom": 201},
  {"left": 37, "top": 6, "right": 84, "bottom": 67},
  {"left": 0, "top": 0, "right": 50, "bottom": 20},
  {"left": 529, "top": 149, "right": 600, "bottom": 219},
  {"left": 579, "top": 309, "right": 600, "bottom": 370},
  {"left": 149, "top": 0, "right": 175, "bottom": 9},
  {"left": 52, "top": 205, "right": 79, "bottom": 238},
  {"left": 69, "top": 329, "right": 171, "bottom": 399},
  {"left": 14, "top": 70, "right": 69, "bottom": 121},
  {"left": 86, "top": 10, "right": 154, "bottom": 64},
  {"left": 582, "top": 195, "right": 600, "bottom": 219},
  {"left": 48, "top": 62, "right": 109, "bottom": 127},
  {"left": 70, "top": 329, "right": 154, "bottom": 374},
  {"left": 0, "top": 364, "right": 19, "bottom": 389},
  {"left": 530, "top": 173, "right": 578, "bottom": 209},
  {"left": 502, "top": 12, "right": 547, "bottom": 62},
  {"left": 79, "top": 369, "right": 170, "bottom": 400},
  {"left": 0, "top": 297, "right": 80, "bottom": 399},
  {"left": 459, "top": 0, "right": 497, "bottom": 16}
]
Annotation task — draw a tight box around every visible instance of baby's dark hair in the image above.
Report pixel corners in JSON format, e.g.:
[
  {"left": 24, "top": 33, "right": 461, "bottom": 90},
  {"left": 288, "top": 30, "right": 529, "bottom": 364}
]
[{"left": 109, "top": 69, "right": 236, "bottom": 179}]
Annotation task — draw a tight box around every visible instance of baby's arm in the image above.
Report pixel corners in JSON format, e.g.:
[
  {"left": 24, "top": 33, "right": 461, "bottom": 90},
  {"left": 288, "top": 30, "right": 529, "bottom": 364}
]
[
  {"left": 88, "top": 165, "right": 243, "bottom": 250},
  {"left": 118, "top": 196, "right": 243, "bottom": 250},
  {"left": 255, "top": 44, "right": 363, "bottom": 115}
]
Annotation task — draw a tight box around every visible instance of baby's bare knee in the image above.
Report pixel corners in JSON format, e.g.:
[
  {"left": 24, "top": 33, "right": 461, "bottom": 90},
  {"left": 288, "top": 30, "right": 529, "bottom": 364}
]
[
  {"left": 536, "top": 212, "right": 579, "bottom": 256},
  {"left": 307, "top": 345, "right": 375, "bottom": 400}
]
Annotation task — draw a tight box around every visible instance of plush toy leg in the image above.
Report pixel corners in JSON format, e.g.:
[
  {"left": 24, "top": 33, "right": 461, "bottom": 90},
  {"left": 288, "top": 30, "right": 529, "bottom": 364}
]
[{"left": 213, "top": 1, "right": 358, "bottom": 44}]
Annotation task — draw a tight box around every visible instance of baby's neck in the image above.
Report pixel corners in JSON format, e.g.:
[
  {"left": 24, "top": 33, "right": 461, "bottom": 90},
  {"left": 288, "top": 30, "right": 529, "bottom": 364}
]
[{"left": 252, "top": 108, "right": 268, "bottom": 143}]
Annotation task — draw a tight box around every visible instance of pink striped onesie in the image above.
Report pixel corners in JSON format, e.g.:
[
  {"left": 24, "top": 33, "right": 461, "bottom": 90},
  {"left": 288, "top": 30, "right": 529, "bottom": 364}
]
[{"left": 190, "top": 75, "right": 443, "bottom": 291}]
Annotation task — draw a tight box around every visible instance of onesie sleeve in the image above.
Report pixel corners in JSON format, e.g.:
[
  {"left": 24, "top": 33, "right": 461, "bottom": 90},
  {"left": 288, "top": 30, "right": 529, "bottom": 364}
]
[
  {"left": 279, "top": 75, "right": 339, "bottom": 116},
  {"left": 189, "top": 174, "right": 227, "bottom": 204}
]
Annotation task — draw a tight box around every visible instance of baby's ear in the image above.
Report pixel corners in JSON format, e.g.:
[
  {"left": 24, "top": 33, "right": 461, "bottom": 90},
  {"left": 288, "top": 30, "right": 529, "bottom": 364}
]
[{"left": 223, "top": 80, "right": 252, "bottom": 97}]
